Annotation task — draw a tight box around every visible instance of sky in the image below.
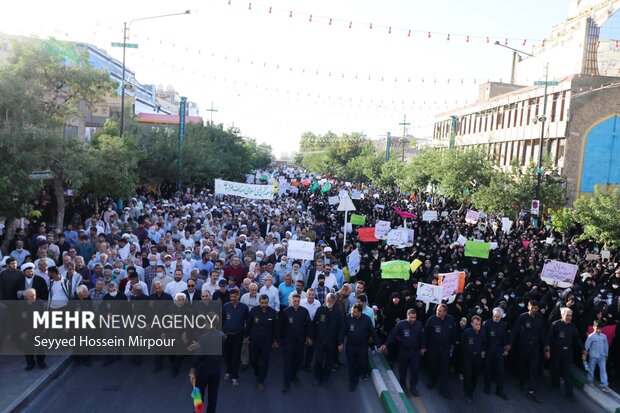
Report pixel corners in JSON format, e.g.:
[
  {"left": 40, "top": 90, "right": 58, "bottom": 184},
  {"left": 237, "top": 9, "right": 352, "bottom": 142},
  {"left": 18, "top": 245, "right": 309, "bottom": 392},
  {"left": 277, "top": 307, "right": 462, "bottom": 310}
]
[{"left": 0, "top": 0, "right": 573, "bottom": 158}]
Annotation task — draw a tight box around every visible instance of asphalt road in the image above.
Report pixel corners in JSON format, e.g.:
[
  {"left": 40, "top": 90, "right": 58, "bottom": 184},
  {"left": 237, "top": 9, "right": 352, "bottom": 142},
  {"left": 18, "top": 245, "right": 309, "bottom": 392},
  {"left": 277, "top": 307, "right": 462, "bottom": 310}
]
[{"left": 19, "top": 349, "right": 382, "bottom": 413}]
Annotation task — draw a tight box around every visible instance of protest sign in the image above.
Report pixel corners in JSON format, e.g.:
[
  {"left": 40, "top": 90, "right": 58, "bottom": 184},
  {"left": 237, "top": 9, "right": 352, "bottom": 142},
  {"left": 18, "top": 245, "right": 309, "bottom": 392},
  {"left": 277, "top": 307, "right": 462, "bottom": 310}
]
[
  {"left": 328, "top": 196, "right": 340, "bottom": 205},
  {"left": 457, "top": 235, "right": 468, "bottom": 246},
  {"left": 286, "top": 240, "right": 315, "bottom": 261},
  {"left": 381, "top": 260, "right": 410, "bottom": 279},
  {"left": 422, "top": 211, "right": 438, "bottom": 222},
  {"left": 410, "top": 259, "right": 423, "bottom": 272},
  {"left": 406, "top": 229, "right": 415, "bottom": 245},
  {"left": 441, "top": 211, "right": 449, "bottom": 217},
  {"left": 350, "top": 214, "right": 366, "bottom": 226},
  {"left": 346, "top": 249, "right": 361, "bottom": 276},
  {"left": 417, "top": 282, "right": 444, "bottom": 304},
  {"left": 214, "top": 179, "right": 273, "bottom": 200},
  {"left": 375, "top": 204, "right": 385, "bottom": 209},
  {"left": 339, "top": 189, "right": 348, "bottom": 199},
  {"left": 245, "top": 174, "right": 255, "bottom": 184},
  {"left": 465, "top": 210, "right": 480, "bottom": 224},
  {"left": 464, "top": 241, "right": 491, "bottom": 259},
  {"left": 374, "top": 220, "right": 391, "bottom": 239},
  {"left": 586, "top": 254, "right": 600, "bottom": 261},
  {"left": 490, "top": 242, "right": 498, "bottom": 250},
  {"left": 387, "top": 228, "right": 409, "bottom": 246},
  {"left": 501, "top": 217, "right": 512, "bottom": 234},
  {"left": 358, "top": 228, "right": 379, "bottom": 243},
  {"left": 351, "top": 190, "right": 362, "bottom": 200},
  {"left": 545, "top": 237, "right": 554, "bottom": 245},
  {"left": 602, "top": 250, "right": 611, "bottom": 261},
  {"left": 541, "top": 260, "right": 578, "bottom": 287},
  {"left": 438, "top": 272, "right": 464, "bottom": 298}
]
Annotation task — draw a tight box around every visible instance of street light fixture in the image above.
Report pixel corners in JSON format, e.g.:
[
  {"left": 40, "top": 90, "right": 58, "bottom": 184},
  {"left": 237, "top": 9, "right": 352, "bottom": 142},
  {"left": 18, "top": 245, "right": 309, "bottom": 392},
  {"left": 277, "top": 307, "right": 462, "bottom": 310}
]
[
  {"left": 119, "top": 10, "right": 191, "bottom": 137},
  {"left": 494, "top": 41, "right": 549, "bottom": 223}
]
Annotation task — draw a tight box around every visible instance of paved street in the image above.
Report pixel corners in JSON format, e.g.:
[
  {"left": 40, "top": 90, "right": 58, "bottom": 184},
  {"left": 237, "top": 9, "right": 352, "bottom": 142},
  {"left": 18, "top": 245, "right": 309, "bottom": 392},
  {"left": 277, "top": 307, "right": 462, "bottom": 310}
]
[{"left": 19, "top": 349, "right": 382, "bottom": 413}]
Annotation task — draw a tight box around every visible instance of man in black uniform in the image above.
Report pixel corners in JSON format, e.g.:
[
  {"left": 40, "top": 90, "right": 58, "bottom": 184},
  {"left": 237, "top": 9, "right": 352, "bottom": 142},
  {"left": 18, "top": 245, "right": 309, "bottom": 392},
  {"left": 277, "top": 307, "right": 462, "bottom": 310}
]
[
  {"left": 424, "top": 303, "right": 456, "bottom": 399},
  {"left": 545, "top": 307, "right": 586, "bottom": 401},
  {"left": 381, "top": 308, "right": 426, "bottom": 396},
  {"left": 339, "top": 303, "right": 380, "bottom": 392},
  {"left": 313, "top": 292, "right": 343, "bottom": 387},
  {"left": 245, "top": 294, "right": 278, "bottom": 391},
  {"left": 189, "top": 313, "right": 224, "bottom": 413},
  {"left": 482, "top": 307, "right": 509, "bottom": 400},
  {"left": 461, "top": 315, "right": 485, "bottom": 403},
  {"left": 222, "top": 288, "right": 248, "bottom": 387},
  {"left": 508, "top": 299, "right": 545, "bottom": 402},
  {"left": 279, "top": 293, "right": 312, "bottom": 393}
]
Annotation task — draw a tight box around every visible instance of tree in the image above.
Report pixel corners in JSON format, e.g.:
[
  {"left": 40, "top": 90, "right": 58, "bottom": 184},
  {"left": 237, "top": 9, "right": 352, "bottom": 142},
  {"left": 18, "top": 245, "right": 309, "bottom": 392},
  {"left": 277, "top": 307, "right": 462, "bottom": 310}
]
[
  {"left": 0, "top": 38, "right": 116, "bottom": 227},
  {"left": 549, "top": 207, "right": 576, "bottom": 242},
  {"left": 80, "top": 120, "right": 141, "bottom": 212},
  {"left": 572, "top": 188, "right": 620, "bottom": 249}
]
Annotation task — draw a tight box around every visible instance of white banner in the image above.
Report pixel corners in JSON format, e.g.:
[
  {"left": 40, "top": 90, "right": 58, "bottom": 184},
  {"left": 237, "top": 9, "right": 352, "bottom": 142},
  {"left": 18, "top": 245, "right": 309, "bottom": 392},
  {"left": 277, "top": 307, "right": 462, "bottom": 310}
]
[
  {"left": 374, "top": 220, "right": 391, "bottom": 239},
  {"left": 417, "top": 282, "right": 443, "bottom": 304},
  {"left": 351, "top": 190, "right": 362, "bottom": 200},
  {"left": 387, "top": 228, "right": 409, "bottom": 246},
  {"left": 422, "top": 211, "right": 438, "bottom": 222},
  {"left": 501, "top": 217, "right": 512, "bottom": 234},
  {"left": 465, "top": 210, "right": 480, "bottom": 224},
  {"left": 346, "top": 249, "right": 361, "bottom": 276},
  {"left": 541, "top": 260, "right": 578, "bottom": 288},
  {"left": 287, "top": 240, "right": 316, "bottom": 261},
  {"left": 245, "top": 174, "right": 255, "bottom": 184},
  {"left": 457, "top": 234, "right": 468, "bottom": 246},
  {"left": 214, "top": 179, "right": 273, "bottom": 200},
  {"left": 328, "top": 195, "right": 340, "bottom": 205}
]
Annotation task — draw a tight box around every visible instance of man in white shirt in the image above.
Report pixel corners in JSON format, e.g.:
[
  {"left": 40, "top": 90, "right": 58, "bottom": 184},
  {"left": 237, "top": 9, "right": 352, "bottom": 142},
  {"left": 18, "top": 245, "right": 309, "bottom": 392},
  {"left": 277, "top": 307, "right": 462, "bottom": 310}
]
[
  {"left": 259, "top": 275, "right": 279, "bottom": 311},
  {"left": 288, "top": 280, "right": 307, "bottom": 306},
  {"left": 181, "top": 250, "right": 195, "bottom": 275},
  {"left": 241, "top": 283, "right": 260, "bottom": 310},
  {"left": 312, "top": 263, "right": 337, "bottom": 291},
  {"left": 201, "top": 271, "right": 222, "bottom": 296},
  {"left": 165, "top": 269, "right": 188, "bottom": 298},
  {"left": 180, "top": 231, "right": 195, "bottom": 250},
  {"left": 301, "top": 288, "right": 321, "bottom": 371}
]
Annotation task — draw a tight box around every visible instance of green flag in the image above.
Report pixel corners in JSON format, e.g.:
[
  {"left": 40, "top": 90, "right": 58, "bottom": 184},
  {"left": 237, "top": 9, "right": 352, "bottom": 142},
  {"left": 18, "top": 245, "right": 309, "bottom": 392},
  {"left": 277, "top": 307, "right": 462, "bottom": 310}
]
[
  {"left": 321, "top": 181, "right": 331, "bottom": 193},
  {"left": 380, "top": 260, "right": 410, "bottom": 279},
  {"left": 309, "top": 181, "right": 319, "bottom": 192},
  {"left": 464, "top": 241, "right": 491, "bottom": 259},
  {"left": 350, "top": 214, "right": 366, "bottom": 225}
]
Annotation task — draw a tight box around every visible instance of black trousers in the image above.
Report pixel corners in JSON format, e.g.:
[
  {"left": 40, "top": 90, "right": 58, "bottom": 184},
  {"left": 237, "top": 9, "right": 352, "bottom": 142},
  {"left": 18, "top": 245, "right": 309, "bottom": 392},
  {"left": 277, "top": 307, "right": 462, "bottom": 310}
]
[
  {"left": 196, "top": 365, "right": 221, "bottom": 413},
  {"left": 463, "top": 353, "right": 483, "bottom": 397},
  {"left": 249, "top": 338, "right": 272, "bottom": 384},
  {"left": 398, "top": 351, "right": 421, "bottom": 391},
  {"left": 551, "top": 347, "right": 574, "bottom": 396},
  {"left": 304, "top": 343, "right": 314, "bottom": 369},
  {"left": 346, "top": 345, "right": 368, "bottom": 387},
  {"left": 427, "top": 347, "right": 450, "bottom": 393},
  {"left": 484, "top": 349, "right": 505, "bottom": 391},
  {"left": 314, "top": 342, "right": 337, "bottom": 383},
  {"left": 518, "top": 342, "right": 540, "bottom": 392},
  {"left": 223, "top": 333, "right": 243, "bottom": 379},
  {"left": 283, "top": 342, "right": 304, "bottom": 386}
]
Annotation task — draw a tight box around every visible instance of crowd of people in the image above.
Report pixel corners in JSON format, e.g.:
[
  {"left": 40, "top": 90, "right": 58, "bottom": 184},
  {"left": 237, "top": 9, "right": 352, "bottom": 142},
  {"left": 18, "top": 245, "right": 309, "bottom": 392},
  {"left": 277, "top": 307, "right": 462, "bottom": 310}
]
[{"left": 0, "top": 165, "right": 618, "bottom": 413}]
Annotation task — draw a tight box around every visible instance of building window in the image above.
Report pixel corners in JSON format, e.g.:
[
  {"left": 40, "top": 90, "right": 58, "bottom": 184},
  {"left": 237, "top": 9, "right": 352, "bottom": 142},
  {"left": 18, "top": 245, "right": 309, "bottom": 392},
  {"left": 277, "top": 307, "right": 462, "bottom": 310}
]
[
  {"left": 526, "top": 103, "right": 532, "bottom": 126},
  {"left": 550, "top": 92, "right": 559, "bottom": 122},
  {"left": 559, "top": 91, "right": 567, "bottom": 121},
  {"left": 519, "top": 101, "right": 524, "bottom": 126},
  {"left": 64, "top": 125, "right": 78, "bottom": 138}
]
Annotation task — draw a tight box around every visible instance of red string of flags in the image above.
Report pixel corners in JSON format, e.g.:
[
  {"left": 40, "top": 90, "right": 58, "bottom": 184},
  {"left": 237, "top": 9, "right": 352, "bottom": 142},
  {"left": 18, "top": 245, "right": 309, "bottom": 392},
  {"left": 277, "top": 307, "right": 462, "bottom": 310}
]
[{"left": 226, "top": 0, "right": 544, "bottom": 47}]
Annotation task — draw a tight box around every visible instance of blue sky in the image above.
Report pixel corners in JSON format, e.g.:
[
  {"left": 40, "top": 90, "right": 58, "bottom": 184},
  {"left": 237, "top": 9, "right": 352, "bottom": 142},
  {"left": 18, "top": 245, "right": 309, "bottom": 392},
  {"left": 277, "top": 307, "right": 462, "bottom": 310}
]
[{"left": 1, "top": 0, "right": 572, "bottom": 157}]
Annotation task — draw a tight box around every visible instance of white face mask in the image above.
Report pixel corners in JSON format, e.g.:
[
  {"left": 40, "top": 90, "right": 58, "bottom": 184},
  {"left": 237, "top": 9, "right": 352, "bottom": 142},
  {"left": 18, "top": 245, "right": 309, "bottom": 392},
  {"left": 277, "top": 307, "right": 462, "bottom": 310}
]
[{"left": 109, "top": 291, "right": 118, "bottom": 297}]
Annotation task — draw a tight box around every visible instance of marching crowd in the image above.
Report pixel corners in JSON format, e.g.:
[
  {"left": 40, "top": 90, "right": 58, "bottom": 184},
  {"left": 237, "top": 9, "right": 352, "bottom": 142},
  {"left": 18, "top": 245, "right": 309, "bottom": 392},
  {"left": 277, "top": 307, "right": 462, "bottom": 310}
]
[{"left": 0, "top": 166, "right": 618, "bottom": 413}]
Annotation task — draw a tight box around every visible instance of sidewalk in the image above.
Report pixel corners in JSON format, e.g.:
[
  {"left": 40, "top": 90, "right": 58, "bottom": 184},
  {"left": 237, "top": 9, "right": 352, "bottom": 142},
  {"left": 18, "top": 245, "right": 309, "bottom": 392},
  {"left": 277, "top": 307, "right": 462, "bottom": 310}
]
[
  {"left": 571, "top": 366, "right": 620, "bottom": 413},
  {"left": 0, "top": 355, "right": 71, "bottom": 413}
]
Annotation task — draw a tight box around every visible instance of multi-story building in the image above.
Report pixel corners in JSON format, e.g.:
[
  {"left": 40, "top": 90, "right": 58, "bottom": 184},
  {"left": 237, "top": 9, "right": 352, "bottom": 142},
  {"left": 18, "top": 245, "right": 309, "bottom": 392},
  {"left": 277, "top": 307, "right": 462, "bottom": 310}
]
[{"left": 433, "top": 0, "right": 620, "bottom": 205}]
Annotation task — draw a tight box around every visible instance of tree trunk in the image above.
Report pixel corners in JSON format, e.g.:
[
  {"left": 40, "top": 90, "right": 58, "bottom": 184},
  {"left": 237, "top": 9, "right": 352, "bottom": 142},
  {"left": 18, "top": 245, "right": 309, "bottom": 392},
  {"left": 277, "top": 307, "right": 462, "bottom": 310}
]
[
  {"left": 94, "top": 195, "right": 99, "bottom": 215},
  {"left": 54, "top": 178, "right": 65, "bottom": 229},
  {"left": 0, "top": 216, "right": 16, "bottom": 256}
]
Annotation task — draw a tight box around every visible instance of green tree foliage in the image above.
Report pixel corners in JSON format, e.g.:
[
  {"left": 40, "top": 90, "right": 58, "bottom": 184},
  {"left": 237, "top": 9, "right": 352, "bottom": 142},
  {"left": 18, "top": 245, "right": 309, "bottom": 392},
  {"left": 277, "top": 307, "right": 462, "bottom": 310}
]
[
  {"left": 549, "top": 207, "right": 576, "bottom": 237},
  {"left": 572, "top": 188, "right": 620, "bottom": 249}
]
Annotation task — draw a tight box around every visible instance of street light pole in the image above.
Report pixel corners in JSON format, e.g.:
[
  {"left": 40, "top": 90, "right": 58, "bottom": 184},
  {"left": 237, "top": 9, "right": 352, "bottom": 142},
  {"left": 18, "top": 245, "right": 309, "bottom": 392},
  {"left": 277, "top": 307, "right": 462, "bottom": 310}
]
[
  {"left": 119, "top": 10, "right": 191, "bottom": 137},
  {"left": 399, "top": 114, "right": 410, "bottom": 161},
  {"left": 494, "top": 41, "right": 549, "bottom": 222}
]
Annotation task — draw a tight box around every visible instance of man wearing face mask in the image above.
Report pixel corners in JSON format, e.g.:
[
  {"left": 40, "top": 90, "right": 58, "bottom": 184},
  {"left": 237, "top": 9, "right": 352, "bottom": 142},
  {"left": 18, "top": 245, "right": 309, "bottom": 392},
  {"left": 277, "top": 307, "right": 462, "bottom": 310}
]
[
  {"left": 314, "top": 274, "right": 330, "bottom": 305},
  {"left": 507, "top": 300, "right": 545, "bottom": 402},
  {"left": 482, "top": 308, "right": 509, "bottom": 400},
  {"left": 150, "top": 265, "right": 172, "bottom": 295},
  {"left": 143, "top": 254, "right": 159, "bottom": 292}
]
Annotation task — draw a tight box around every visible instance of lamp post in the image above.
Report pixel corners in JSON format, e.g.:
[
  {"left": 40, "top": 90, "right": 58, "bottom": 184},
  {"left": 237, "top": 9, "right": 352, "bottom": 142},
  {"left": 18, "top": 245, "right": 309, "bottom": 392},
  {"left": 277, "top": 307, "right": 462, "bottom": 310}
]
[
  {"left": 494, "top": 41, "right": 549, "bottom": 222},
  {"left": 119, "top": 10, "right": 191, "bottom": 137}
]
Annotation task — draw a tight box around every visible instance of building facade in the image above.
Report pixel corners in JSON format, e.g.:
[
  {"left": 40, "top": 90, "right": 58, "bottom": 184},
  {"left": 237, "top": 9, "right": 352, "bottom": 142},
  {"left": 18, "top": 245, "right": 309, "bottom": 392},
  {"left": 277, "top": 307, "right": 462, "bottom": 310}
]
[{"left": 432, "top": 1, "right": 620, "bottom": 205}]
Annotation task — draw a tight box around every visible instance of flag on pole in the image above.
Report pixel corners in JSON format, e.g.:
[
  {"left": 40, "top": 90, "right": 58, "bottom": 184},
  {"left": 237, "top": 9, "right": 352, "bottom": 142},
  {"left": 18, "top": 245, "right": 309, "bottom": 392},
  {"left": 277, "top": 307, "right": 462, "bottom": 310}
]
[
  {"left": 321, "top": 181, "right": 331, "bottom": 193},
  {"left": 309, "top": 180, "right": 319, "bottom": 192}
]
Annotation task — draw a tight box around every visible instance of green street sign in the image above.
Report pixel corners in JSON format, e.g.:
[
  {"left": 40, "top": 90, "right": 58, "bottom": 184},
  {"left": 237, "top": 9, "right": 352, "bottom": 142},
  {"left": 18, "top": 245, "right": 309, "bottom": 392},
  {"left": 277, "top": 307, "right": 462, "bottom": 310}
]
[
  {"left": 111, "top": 42, "right": 138, "bottom": 49},
  {"left": 534, "top": 80, "right": 559, "bottom": 86}
]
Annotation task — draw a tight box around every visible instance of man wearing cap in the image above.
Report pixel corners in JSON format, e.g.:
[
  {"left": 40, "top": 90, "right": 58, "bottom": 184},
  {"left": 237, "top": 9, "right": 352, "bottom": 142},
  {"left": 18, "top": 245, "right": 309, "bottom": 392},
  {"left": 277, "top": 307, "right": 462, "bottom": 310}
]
[
  {"left": 213, "top": 279, "right": 231, "bottom": 305},
  {"left": 13, "top": 262, "right": 48, "bottom": 301}
]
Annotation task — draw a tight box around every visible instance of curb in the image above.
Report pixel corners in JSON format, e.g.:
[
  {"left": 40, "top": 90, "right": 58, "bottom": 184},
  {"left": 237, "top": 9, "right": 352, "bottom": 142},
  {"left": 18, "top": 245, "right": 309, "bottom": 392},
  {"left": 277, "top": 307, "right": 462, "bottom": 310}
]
[
  {"left": 572, "top": 366, "right": 620, "bottom": 413},
  {"left": 2, "top": 356, "right": 71, "bottom": 413},
  {"left": 369, "top": 351, "right": 417, "bottom": 413}
]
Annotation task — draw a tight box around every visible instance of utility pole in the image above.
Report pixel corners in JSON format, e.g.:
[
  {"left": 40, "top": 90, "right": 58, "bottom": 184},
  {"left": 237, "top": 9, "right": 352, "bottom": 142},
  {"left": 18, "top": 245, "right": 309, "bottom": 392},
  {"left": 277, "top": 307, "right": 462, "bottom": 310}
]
[
  {"left": 398, "top": 114, "right": 410, "bottom": 161},
  {"left": 205, "top": 100, "right": 218, "bottom": 124},
  {"left": 178, "top": 96, "right": 187, "bottom": 192},
  {"left": 120, "top": 22, "right": 128, "bottom": 137},
  {"left": 535, "top": 62, "right": 550, "bottom": 223}
]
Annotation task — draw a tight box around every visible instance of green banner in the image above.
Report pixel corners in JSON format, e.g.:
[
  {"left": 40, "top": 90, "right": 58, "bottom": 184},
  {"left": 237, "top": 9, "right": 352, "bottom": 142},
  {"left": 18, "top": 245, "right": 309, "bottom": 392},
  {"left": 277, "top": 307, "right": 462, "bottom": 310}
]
[
  {"left": 381, "top": 260, "right": 410, "bottom": 279},
  {"left": 350, "top": 214, "right": 366, "bottom": 225},
  {"left": 464, "top": 241, "right": 491, "bottom": 259},
  {"left": 321, "top": 181, "right": 331, "bottom": 193}
]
